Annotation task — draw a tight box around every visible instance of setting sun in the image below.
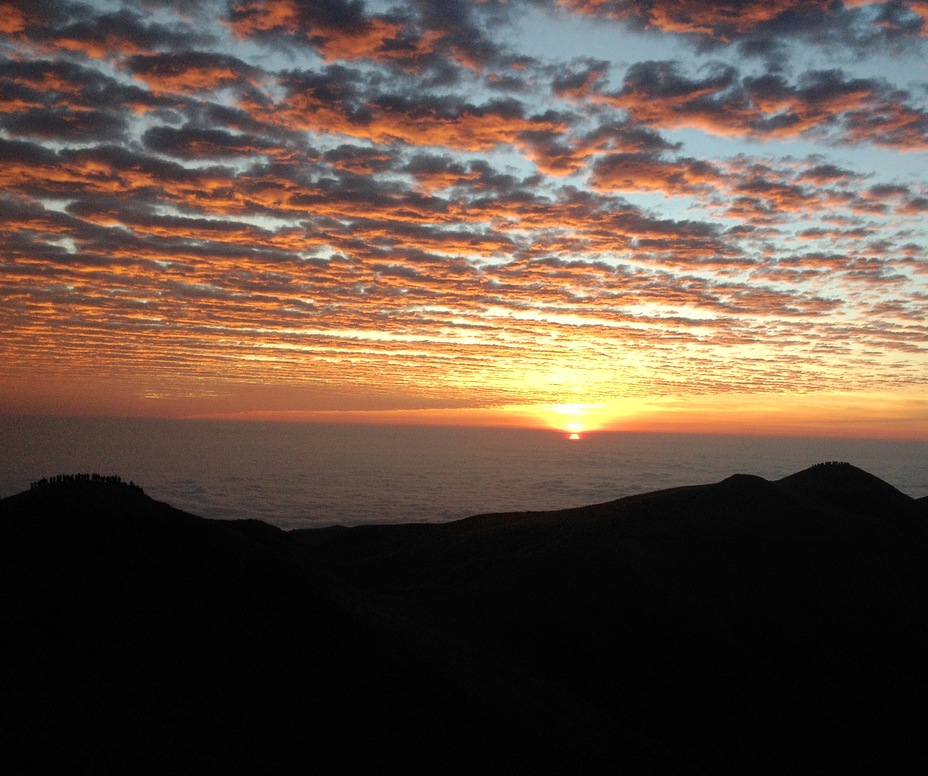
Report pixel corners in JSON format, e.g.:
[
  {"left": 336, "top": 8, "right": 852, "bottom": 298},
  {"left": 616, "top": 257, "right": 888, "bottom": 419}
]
[{"left": 539, "top": 404, "right": 607, "bottom": 434}]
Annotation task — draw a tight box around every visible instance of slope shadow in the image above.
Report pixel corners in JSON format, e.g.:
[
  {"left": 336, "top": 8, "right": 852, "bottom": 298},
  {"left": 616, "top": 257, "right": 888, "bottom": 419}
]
[{"left": 294, "top": 463, "right": 928, "bottom": 774}]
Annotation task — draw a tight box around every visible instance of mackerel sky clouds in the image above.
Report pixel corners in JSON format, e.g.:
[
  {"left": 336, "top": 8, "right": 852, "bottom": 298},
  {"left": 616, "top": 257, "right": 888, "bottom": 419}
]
[{"left": 1, "top": 0, "right": 927, "bottom": 436}]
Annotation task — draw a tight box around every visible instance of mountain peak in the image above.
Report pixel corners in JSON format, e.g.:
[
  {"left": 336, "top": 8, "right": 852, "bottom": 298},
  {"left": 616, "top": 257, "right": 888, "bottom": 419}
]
[
  {"left": 1, "top": 472, "right": 153, "bottom": 523},
  {"left": 777, "top": 461, "right": 913, "bottom": 515}
]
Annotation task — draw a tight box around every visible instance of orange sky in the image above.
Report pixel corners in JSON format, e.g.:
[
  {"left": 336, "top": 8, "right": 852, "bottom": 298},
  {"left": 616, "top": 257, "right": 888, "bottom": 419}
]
[{"left": 1, "top": 0, "right": 928, "bottom": 440}]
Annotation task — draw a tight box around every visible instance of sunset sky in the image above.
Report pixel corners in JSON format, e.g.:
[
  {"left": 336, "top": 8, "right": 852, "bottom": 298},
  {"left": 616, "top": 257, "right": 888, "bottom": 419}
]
[{"left": 1, "top": 0, "right": 927, "bottom": 438}]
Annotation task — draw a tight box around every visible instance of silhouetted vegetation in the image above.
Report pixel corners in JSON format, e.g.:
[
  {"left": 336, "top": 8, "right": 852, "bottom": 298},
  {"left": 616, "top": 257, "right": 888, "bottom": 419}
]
[{"left": 29, "top": 472, "right": 143, "bottom": 493}]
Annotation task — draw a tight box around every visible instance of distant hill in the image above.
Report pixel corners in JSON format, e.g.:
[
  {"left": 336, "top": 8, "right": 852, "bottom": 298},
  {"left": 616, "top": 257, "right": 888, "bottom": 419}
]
[{"left": 2, "top": 464, "right": 927, "bottom": 774}]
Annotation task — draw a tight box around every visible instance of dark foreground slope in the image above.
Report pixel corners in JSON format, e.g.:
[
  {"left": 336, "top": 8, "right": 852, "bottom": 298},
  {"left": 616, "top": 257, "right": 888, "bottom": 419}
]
[
  {"left": 3, "top": 464, "right": 927, "bottom": 774},
  {"left": 0, "top": 478, "right": 529, "bottom": 775}
]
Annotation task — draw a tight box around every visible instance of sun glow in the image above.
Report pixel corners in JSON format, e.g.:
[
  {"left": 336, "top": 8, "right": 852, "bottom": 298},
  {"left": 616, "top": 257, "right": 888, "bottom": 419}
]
[{"left": 540, "top": 403, "right": 608, "bottom": 434}]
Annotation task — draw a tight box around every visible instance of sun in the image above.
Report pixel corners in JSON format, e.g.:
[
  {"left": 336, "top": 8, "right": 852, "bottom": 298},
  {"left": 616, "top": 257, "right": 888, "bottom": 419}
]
[
  {"left": 568, "top": 432, "right": 581, "bottom": 441},
  {"left": 539, "top": 403, "right": 605, "bottom": 434}
]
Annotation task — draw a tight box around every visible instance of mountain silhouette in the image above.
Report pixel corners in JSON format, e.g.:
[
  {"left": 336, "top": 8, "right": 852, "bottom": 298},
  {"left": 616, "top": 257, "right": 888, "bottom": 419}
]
[{"left": 2, "top": 465, "right": 926, "bottom": 774}]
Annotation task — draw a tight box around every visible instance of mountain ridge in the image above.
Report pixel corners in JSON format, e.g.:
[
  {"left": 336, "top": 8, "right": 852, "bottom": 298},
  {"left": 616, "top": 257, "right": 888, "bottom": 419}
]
[{"left": 2, "top": 463, "right": 926, "bottom": 774}]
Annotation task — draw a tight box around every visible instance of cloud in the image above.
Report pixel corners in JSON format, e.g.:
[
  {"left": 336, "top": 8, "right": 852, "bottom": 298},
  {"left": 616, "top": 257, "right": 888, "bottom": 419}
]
[
  {"left": 0, "top": 106, "right": 127, "bottom": 141},
  {"left": 556, "top": 0, "right": 928, "bottom": 52},
  {"left": 47, "top": 8, "right": 209, "bottom": 58},
  {"left": 0, "top": 57, "right": 173, "bottom": 116},
  {"left": 590, "top": 152, "right": 721, "bottom": 195},
  {"left": 0, "top": 0, "right": 926, "bottom": 415},
  {"left": 605, "top": 60, "right": 928, "bottom": 149},
  {"left": 555, "top": 0, "right": 838, "bottom": 45},
  {"left": 229, "top": 0, "right": 425, "bottom": 64},
  {"left": 248, "top": 64, "right": 569, "bottom": 151},
  {"left": 524, "top": 118, "right": 680, "bottom": 176},
  {"left": 3, "top": 0, "right": 212, "bottom": 56},
  {"left": 226, "top": 0, "right": 520, "bottom": 73},
  {"left": 126, "top": 52, "right": 262, "bottom": 94},
  {"left": 143, "top": 125, "right": 298, "bottom": 160}
]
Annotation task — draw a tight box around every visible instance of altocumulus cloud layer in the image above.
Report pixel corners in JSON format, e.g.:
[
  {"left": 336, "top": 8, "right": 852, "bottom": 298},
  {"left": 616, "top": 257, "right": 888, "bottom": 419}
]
[{"left": 1, "top": 0, "right": 927, "bottom": 421}]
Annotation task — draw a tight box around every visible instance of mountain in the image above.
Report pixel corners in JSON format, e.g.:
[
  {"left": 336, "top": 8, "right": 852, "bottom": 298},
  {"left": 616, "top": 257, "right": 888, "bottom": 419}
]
[
  {"left": 0, "top": 476, "right": 524, "bottom": 774},
  {"left": 2, "top": 465, "right": 927, "bottom": 774}
]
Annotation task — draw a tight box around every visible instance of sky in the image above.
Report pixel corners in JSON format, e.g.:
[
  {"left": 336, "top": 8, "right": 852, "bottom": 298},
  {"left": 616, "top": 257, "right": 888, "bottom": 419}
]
[{"left": 1, "top": 0, "right": 927, "bottom": 438}]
